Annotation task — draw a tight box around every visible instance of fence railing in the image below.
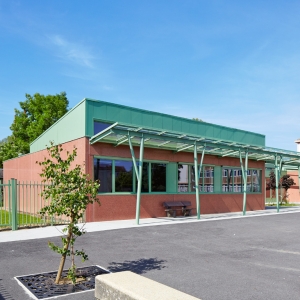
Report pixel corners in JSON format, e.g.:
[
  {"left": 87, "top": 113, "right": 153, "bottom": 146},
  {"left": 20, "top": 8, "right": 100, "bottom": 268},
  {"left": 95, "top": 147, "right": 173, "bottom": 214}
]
[{"left": 0, "top": 179, "right": 83, "bottom": 231}]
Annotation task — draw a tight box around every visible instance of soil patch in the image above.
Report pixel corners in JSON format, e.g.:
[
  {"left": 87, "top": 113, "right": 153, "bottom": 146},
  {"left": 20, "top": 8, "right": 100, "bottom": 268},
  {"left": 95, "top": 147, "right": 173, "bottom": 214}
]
[{"left": 15, "top": 265, "right": 109, "bottom": 299}]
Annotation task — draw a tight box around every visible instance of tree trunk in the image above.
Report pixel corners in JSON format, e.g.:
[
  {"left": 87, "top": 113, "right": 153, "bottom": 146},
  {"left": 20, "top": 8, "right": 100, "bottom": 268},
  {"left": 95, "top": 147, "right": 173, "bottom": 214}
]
[{"left": 55, "top": 225, "right": 73, "bottom": 284}]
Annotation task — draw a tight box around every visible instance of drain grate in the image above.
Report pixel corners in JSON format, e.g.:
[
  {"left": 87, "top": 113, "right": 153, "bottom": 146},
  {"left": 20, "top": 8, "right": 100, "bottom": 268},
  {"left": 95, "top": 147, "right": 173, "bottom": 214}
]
[{"left": 15, "top": 265, "right": 109, "bottom": 299}]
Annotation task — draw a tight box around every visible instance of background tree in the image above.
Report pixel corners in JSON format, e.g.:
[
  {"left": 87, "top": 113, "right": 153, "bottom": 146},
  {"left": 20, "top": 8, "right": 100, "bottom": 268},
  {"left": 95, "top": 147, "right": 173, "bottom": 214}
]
[
  {"left": 266, "top": 170, "right": 278, "bottom": 197},
  {"left": 38, "top": 142, "right": 100, "bottom": 284},
  {"left": 192, "top": 117, "right": 204, "bottom": 122},
  {"left": 0, "top": 92, "right": 68, "bottom": 167},
  {"left": 280, "top": 174, "right": 295, "bottom": 202}
]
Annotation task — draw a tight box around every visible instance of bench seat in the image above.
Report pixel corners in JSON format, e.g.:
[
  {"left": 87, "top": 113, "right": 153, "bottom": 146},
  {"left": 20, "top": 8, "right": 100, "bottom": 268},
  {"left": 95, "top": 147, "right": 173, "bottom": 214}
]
[{"left": 163, "top": 201, "right": 194, "bottom": 217}]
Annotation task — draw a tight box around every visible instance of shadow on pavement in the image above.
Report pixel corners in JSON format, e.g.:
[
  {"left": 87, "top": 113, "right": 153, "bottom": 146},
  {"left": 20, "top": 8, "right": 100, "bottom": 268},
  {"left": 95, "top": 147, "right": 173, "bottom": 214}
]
[
  {"left": 107, "top": 257, "right": 167, "bottom": 274},
  {"left": 0, "top": 279, "right": 14, "bottom": 300}
]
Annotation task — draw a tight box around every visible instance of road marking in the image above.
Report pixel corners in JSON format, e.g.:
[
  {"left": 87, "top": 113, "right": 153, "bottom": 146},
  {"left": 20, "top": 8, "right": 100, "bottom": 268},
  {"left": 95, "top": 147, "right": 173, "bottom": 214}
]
[
  {"left": 252, "top": 247, "right": 300, "bottom": 256},
  {"left": 251, "top": 262, "right": 300, "bottom": 273}
]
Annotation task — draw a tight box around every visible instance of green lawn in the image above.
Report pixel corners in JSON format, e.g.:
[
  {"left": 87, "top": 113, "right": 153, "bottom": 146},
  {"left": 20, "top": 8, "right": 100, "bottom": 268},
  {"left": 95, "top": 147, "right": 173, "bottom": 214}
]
[
  {"left": 265, "top": 198, "right": 298, "bottom": 206},
  {"left": 0, "top": 209, "right": 43, "bottom": 226}
]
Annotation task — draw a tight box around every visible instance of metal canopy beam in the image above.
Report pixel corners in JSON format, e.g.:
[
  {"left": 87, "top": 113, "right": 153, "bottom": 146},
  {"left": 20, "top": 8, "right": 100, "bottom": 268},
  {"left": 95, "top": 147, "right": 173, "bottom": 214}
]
[
  {"left": 223, "top": 150, "right": 239, "bottom": 157},
  {"left": 90, "top": 122, "right": 118, "bottom": 144},
  {"left": 177, "top": 144, "right": 194, "bottom": 152},
  {"left": 108, "top": 128, "right": 300, "bottom": 161},
  {"left": 90, "top": 123, "right": 300, "bottom": 166}
]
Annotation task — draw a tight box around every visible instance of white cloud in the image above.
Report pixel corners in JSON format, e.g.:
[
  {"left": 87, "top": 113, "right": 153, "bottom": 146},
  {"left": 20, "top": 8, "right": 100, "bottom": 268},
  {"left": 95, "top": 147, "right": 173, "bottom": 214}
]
[{"left": 47, "top": 35, "right": 95, "bottom": 68}]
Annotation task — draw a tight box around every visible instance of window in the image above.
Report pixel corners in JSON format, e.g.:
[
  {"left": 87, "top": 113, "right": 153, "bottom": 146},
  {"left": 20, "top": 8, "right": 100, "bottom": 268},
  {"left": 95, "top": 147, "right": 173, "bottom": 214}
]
[
  {"left": 115, "top": 160, "right": 133, "bottom": 192},
  {"left": 178, "top": 164, "right": 214, "bottom": 193},
  {"left": 151, "top": 163, "right": 166, "bottom": 192},
  {"left": 94, "top": 121, "right": 112, "bottom": 135},
  {"left": 222, "top": 167, "right": 261, "bottom": 193},
  {"left": 251, "top": 170, "right": 261, "bottom": 192},
  {"left": 222, "top": 168, "right": 233, "bottom": 192},
  {"left": 178, "top": 164, "right": 189, "bottom": 192},
  {"left": 204, "top": 166, "right": 214, "bottom": 192},
  {"left": 94, "top": 158, "right": 112, "bottom": 193},
  {"left": 94, "top": 157, "right": 167, "bottom": 194}
]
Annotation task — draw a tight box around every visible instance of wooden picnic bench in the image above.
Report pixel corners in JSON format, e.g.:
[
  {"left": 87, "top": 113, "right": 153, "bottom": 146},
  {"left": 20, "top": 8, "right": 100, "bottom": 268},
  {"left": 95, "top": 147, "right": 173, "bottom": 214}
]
[{"left": 162, "top": 201, "right": 194, "bottom": 217}]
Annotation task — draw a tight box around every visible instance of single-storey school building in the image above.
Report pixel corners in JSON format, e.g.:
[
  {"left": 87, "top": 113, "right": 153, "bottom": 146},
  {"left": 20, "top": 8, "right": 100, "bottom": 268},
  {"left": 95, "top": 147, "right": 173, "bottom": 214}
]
[{"left": 4, "top": 98, "right": 300, "bottom": 223}]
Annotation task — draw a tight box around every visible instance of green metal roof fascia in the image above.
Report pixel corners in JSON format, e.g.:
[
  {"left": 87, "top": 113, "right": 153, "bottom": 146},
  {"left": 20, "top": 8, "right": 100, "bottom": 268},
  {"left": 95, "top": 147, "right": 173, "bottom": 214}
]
[
  {"left": 30, "top": 98, "right": 87, "bottom": 147},
  {"left": 85, "top": 98, "right": 265, "bottom": 146}
]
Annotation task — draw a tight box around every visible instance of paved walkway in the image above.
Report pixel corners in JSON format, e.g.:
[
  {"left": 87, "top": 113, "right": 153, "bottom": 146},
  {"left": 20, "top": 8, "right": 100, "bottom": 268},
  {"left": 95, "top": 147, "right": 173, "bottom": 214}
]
[{"left": 1, "top": 206, "right": 300, "bottom": 243}]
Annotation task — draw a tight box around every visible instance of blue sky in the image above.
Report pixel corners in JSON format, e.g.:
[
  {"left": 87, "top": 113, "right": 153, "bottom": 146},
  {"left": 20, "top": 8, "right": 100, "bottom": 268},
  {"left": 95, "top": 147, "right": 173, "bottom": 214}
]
[{"left": 0, "top": 0, "right": 300, "bottom": 150}]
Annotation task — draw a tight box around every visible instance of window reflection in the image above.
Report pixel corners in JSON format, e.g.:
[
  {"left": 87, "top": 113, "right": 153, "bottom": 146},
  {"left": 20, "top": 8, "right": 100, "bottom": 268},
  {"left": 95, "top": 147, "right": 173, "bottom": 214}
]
[
  {"left": 204, "top": 166, "right": 214, "bottom": 192},
  {"left": 115, "top": 160, "right": 133, "bottom": 192},
  {"left": 222, "top": 167, "right": 261, "bottom": 193},
  {"left": 94, "top": 158, "right": 112, "bottom": 193},
  {"left": 178, "top": 164, "right": 189, "bottom": 192},
  {"left": 222, "top": 168, "right": 233, "bottom": 192},
  {"left": 94, "top": 121, "right": 112, "bottom": 135},
  {"left": 152, "top": 163, "right": 166, "bottom": 192},
  {"left": 252, "top": 170, "right": 261, "bottom": 192},
  {"left": 179, "top": 164, "right": 214, "bottom": 193}
]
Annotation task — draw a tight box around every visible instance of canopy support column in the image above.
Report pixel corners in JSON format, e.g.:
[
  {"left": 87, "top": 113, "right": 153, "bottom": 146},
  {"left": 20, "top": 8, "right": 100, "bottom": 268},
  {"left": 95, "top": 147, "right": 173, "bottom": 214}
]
[
  {"left": 275, "top": 155, "right": 279, "bottom": 212},
  {"left": 240, "top": 149, "right": 248, "bottom": 215},
  {"left": 128, "top": 134, "right": 144, "bottom": 225},
  {"left": 275, "top": 155, "right": 283, "bottom": 213},
  {"left": 194, "top": 143, "right": 200, "bottom": 219}
]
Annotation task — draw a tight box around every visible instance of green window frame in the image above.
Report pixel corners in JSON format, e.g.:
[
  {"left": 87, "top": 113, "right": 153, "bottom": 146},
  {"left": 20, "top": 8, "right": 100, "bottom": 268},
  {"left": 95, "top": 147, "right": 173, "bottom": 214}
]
[{"left": 94, "top": 157, "right": 167, "bottom": 194}]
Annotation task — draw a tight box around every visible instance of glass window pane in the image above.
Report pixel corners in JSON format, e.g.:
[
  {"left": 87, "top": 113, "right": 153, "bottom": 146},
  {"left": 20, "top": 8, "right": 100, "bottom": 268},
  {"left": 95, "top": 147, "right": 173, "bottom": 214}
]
[
  {"left": 222, "top": 168, "right": 233, "bottom": 192},
  {"left": 204, "top": 166, "right": 214, "bottom": 192},
  {"left": 94, "top": 121, "right": 112, "bottom": 135},
  {"left": 151, "top": 163, "right": 166, "bottom": 192},
  {"left": 246, "top": 169, "right": 252, "bottom": 192},
  {"left": 178, "top": 164, "right": 189, "bottom": 192},
  {"left": 233, "top": 169, "right": 242, "bottom": 193},
  {"left": 115, "top": 160, "right": 133, "bottom": 192},
  {"left": 252, "top": 169, "right": 261, "bottom": 192},
  {"left": 94, "top": 158, "right": 112, "bottom": 193}
]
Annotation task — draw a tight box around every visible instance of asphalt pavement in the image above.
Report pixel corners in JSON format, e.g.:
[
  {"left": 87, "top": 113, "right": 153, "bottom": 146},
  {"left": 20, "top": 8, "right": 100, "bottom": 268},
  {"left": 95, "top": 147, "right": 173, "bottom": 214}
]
[{"left": 1, "top": 207, "right": 300, "bottom": 300}]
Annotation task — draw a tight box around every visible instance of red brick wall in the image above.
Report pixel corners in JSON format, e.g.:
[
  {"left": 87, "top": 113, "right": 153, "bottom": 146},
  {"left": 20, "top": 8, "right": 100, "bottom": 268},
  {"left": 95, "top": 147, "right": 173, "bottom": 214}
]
[
  {"left": 3, "top": 138, "right": 265, "bottom": 221},
  {"left": 86, "top": 139, "right": 265, "bottom": 222},
  {"left": 3, "top": 138, "right": 87, "bottom": 182}
]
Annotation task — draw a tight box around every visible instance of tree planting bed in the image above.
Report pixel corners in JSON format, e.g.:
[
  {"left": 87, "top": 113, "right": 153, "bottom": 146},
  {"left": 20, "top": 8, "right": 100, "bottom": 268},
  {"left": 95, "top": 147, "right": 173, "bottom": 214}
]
[{"left": 15, "top": 265, "right": 109, "bottom": 299}]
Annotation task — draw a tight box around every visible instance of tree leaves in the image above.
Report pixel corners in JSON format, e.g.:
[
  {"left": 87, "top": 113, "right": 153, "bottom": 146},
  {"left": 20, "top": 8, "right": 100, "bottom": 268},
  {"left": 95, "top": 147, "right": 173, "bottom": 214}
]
[{"left": 0, "top": 92, "right": 68, "bottom": 167}]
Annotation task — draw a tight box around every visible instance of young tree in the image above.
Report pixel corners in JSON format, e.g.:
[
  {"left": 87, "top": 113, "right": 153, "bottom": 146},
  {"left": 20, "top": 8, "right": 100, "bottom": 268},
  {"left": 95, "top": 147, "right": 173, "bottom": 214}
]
[
  {"left": 0, "top": 92, "right": 68, "bottom": 167},
  {"left": 38, "top": 142, "right": 100, "bottom": 284},
  {"left": 280, "top": 174, "right": 295, "bottom": 202}
]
